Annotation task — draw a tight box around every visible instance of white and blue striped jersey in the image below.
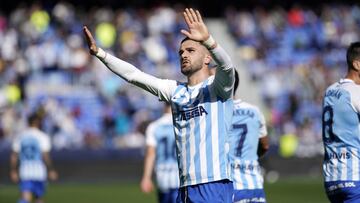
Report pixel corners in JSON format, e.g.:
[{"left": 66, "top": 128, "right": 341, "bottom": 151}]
[
  {"left": 170, "top": 76, "right": 234, "bottom": 186},
  {"left": 229, "top": 99, "right": 267, "bottom": 190},
  {"left": 12, "top": 127, "right": 51, "bottom": 181},
  {"left": 146, "top": 113, "right": 179, "bottom": 192},
  {"left": 322, "top": 79, "right": 360, "bottom": 182},
  {"left": 98, "top": 44, "right": 234, "bottom": 187}
]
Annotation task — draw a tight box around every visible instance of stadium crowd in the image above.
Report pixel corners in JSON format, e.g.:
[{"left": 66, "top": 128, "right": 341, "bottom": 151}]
[
  {"left": 225, "top": 4, "right": 360, "bottom": 157},
  {"left": 0, "top": 2, "right": 359, "bottom": 157}
]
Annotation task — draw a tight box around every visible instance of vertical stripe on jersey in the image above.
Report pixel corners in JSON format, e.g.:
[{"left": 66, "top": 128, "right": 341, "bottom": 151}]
[
  {"left": 204, "top": 84, "right": 213, "bottom": 182},
  {"left": 331, "top": 149, "right": 340, "bottom": 181},
  {"left": 352, "top": 148, "right": 359, "bottom": 180},
  {"left": 340, "top": 147, "right": 347, "bottom": 180},
  {"left": 198, "top": 83, "right": 208, "bottom": 182},
  {"left": 174, "top": 97, "right": 188, "bottom": 185},
  {"left": 188, "top": 115, "right": 197, "bottom": 185},
  {"left": 184, "top": 117, "right": 191, "bottom": 184},
  {"left": 251, "top": 161, "right": 260, "bottom": 189},
  {"left": 244, "top": 160, "right": 255, "bottom": 189},
  {"left": 209, "top": 89, "right": 220, "bottom": 181},
  {"left": 234, "top": 166, "right": 243, "bottom": 190},
  {"left": 240, "top": 165, "right": 248, "bottom": 188},
  {"left": 217, "top": 98, "right": 226, "bottom": 180}
]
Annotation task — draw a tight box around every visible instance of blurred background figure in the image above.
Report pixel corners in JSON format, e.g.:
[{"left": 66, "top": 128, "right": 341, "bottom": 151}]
[
  {"left": 10, "top": 112, "right": 58, "bottom": 203},
  {"left": 230, "top": 70, "right": 269, "bottom": 203},
  {"left": 140, "top": 103, "right": 179, "bottom": 203},
  {"left": 322, "top": 42, "right": 360, "bottom": 203}
]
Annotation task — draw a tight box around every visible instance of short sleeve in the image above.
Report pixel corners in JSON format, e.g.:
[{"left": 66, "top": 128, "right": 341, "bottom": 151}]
[
  {"left": 352, "top": 92, "right": 360, "bottom": 113},
  {"left": 145, "top": 123, "right": 157, "bottom": 147},
  {"left": 257, "top": 110, "right": 268, "bottom": 138},
  {"left": 40, "top": 132, "right": 51, "bottom": 152},
  {"left": 12, "top": 136, "right": 20, "bottom": 152}
]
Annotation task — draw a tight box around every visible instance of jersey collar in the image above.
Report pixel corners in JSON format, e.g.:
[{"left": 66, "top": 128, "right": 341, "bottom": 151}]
[{"left": 339, "top": 78, "right": 355, "bottom": 84}]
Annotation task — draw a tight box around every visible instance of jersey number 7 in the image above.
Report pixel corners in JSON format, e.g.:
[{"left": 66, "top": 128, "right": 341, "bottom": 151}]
[{"left": 233, "top": 124, "right": 248, "bottom": 157}]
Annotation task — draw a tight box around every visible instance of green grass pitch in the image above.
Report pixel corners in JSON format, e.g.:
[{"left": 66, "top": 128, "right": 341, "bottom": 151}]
[{"left": 0, "top": 177, "right": 328, "bottom": 203}]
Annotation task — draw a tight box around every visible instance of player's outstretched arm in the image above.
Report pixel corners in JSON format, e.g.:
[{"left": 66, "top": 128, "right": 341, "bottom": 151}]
[
  {"left": 181, "top": 8, "right": 234, "bottom": 99},
  {"left": 82, "top": 26, "right": 176, "bottom": 101}
]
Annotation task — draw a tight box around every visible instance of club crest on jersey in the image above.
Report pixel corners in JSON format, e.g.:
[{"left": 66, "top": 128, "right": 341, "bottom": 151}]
[{"left": 177, "top": 106, "right": 208, "bottom": 121}]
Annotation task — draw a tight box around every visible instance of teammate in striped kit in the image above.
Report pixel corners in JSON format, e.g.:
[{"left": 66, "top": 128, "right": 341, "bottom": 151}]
[
  {"left": 322, "top": 42, "right": 360, "bottom": 203},
  {"left": 10, "top": 113, "right": 58, "bottom": 203},
  {"left": 140, "top": 104, "right": 179, "bottom": 203},
  {"left": 229, "top": 71, "right": 269, "bottom": 203},
  {"left": 84, "top": 7, "right": 235, "bottom": 202}
]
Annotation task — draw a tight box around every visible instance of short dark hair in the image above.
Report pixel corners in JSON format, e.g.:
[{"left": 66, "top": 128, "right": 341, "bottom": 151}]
[
  {"left": 27, "top": 113, "right": 42, "bottom": 126},
  {"left": 346, "top": 42, "right": 360, "bottom": 71},
  {"left": 233, "top": 69, "right": 239, "bottom": 96},
  {"left": 180, "top": 37, "right": 191, "bottom": 44}
]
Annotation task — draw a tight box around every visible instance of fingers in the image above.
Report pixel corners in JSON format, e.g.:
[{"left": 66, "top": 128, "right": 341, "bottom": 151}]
[
  {"left": 183, "top": 8, "right": 201, "bottom": 24},
  {"left": 83, "top": 26, "right": 95, "bottom": 44},
  {"left": 185, "top": 8, "right": 195, "bottom": 23},
  {"left": 83, "top": 25, "right": 98, "bottom": 55},
  {"left": 196, "top": 10, "right": 203, "bottom": 23},
  {"left": 181, "top": 29, "right": 191, "bottom": 38},
  {"left": 189, "top": 8, "right": 198, "bottom": 22},
  {"left": 183, "top": 10, "right": 191, "bottom": 26}
]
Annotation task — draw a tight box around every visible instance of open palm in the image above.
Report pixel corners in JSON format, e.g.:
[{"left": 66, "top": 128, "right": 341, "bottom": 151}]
[
  {"left": 83, "top": 26, "right": 98, "bottom": 55},
  {"left": 181, "top": 8, "right": 209, "bottom": 42}
]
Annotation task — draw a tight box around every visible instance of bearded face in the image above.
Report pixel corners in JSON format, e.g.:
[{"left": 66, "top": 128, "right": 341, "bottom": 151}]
[{"left": 179, "top": 40, "right": 208, "bottom": 76}]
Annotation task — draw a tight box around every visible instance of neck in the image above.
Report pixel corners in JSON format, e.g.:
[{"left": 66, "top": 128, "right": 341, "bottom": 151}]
[
  {"left": 345, "top": 71, "right": 360, "bottom": 85},
  {"left": 187, "top": 67, "right": 210, "bottom": 86}
]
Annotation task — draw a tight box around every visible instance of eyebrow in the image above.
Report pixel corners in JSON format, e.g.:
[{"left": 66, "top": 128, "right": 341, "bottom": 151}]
[{"left": 178, "top": 47, "right": 196, "bottom": 55}]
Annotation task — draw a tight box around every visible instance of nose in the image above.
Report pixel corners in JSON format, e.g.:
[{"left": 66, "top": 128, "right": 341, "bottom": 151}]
[{"left": 181, "top": 53, "right": 189, "bottom": 61}]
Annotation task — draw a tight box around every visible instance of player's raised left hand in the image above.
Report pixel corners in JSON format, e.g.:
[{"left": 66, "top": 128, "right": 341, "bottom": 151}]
[
  {"left": 83, "top": 26, "right": 98, "bottom": 55},
  {"left": 181, "top": 8, "right": 210, "bottom": 42}
]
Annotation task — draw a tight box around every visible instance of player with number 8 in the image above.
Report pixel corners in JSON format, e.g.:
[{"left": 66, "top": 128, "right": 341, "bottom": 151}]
[{"left": 322, "top": 42, "right": 360, "bottom": 203}]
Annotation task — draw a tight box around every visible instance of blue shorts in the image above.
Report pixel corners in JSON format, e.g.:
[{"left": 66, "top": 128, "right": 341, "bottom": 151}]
[
  {"left": 177, "top": 179, "right": 233, "bottom": 203},
  {"left": 158, "top": 188, "right": 178, "bottom": 203},
  {"left": 20, "top": 180, "right": 46, "bottom": 198},
  {"left": 325, "top": 181, "right": 360, "bottom": 203},
  {"left": 233, "top": 189, "right": 266, "bottom": 203}
]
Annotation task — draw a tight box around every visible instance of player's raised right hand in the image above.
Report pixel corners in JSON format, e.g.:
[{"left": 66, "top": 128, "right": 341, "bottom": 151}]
[
  {"left": 181, "top": 8, "right": 210, "bottom": 43},
  {"left": 83, "top": 26, "right": 98, "bottom": 55}
]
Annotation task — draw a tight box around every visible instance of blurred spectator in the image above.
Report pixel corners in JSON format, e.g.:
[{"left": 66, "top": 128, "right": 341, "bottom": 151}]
[
  {"left": 226, "top": 4, "right": 360, "bottom": 157},
  {"left": 1, "top": 2, "right": 358, "bottom": 157},
  {"left": 0, "top": 2, "right": 185, "bottom": 151}
]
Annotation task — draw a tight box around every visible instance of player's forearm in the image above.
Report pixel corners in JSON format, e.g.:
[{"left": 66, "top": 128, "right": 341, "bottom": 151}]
[
  {"left": 10, "top": 152, "right": 18, "bottom": 171},
  {"left": 257, "top": 137, "right": 269, "bottom": 158},
  {"left": 96, "top": 48, "right": 175, "bottom": 101},
  {"left": 43, "top": 153, "right": 55, "bottom": 170},
  {"left": 208, "top": 46, "right": 233, "bottom": 72},
  {"left": 211, "top": 46, "right": 235, "bottom": 99},
  {"left": 142, "top": 148, "right": 156, "bottom": 180}
]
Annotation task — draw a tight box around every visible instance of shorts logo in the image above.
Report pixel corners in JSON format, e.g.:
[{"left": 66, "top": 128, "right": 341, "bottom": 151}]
[{"left": 177, "top": 106, "right": 208, "bottom": 121}]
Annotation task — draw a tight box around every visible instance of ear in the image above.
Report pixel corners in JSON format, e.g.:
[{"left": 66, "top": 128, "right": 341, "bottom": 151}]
[
  {"left": 204, "top": 55, "right": 212, "bottom": 66},
  {"left": 353, "top": 60, "right": 360, "bottom": 71}
]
